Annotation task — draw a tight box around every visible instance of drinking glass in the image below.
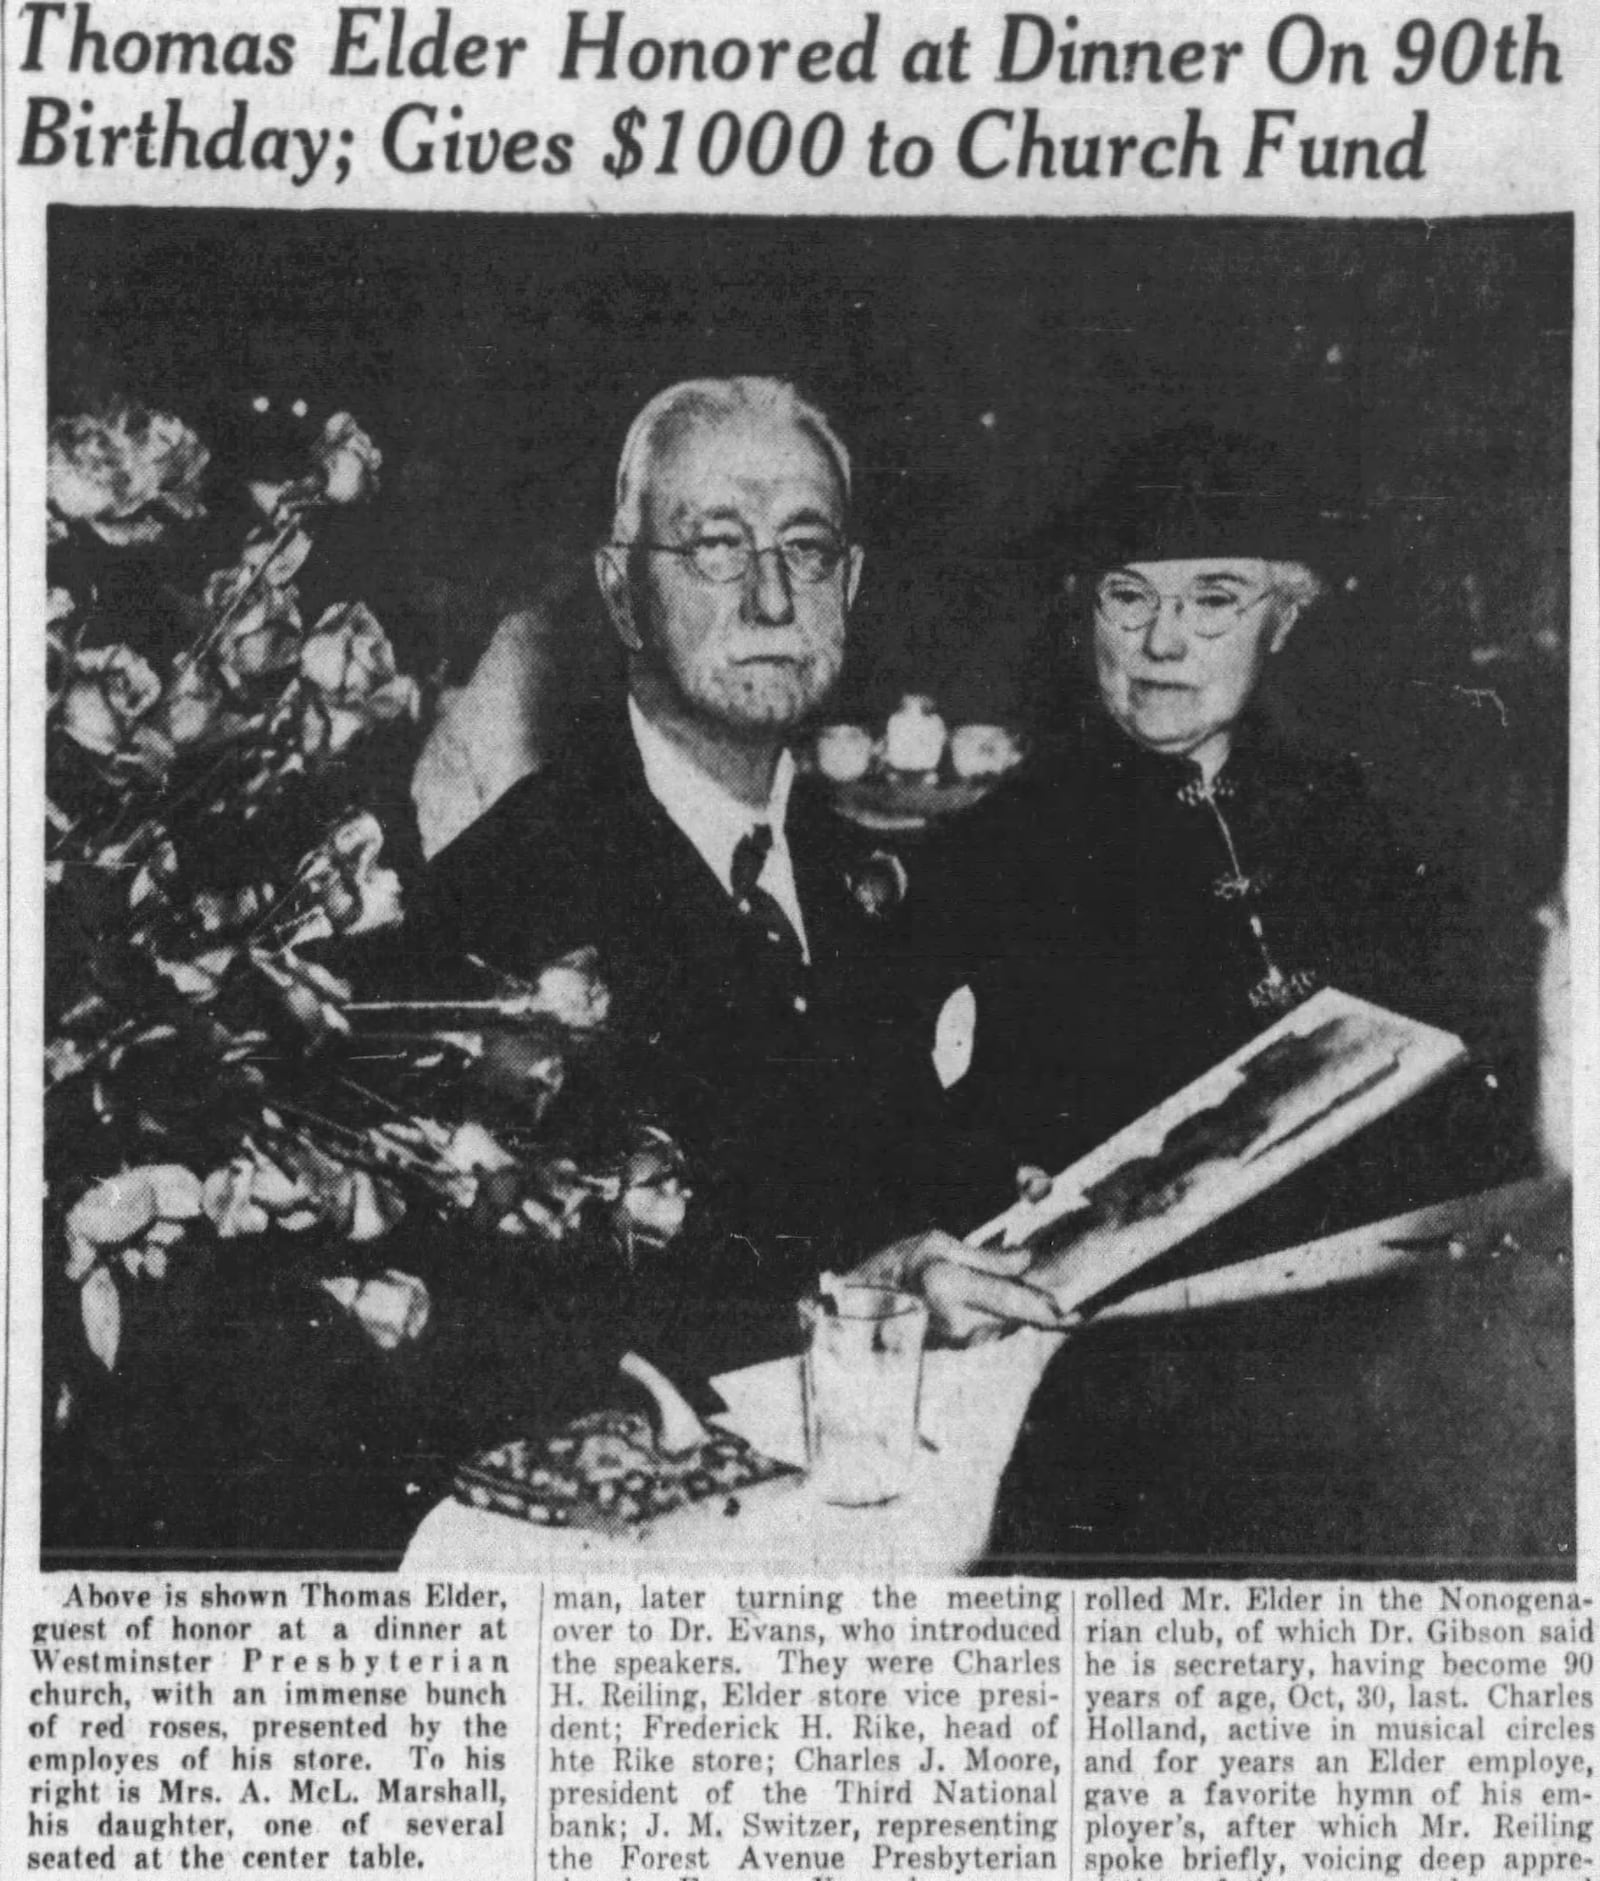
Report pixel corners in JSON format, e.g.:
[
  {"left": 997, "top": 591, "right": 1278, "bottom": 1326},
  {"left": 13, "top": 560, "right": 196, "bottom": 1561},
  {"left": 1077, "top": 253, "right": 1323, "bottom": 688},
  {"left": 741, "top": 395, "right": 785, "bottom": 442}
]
[{"left": 798, "top": 1284, "right": 928, "bottom": 1506}]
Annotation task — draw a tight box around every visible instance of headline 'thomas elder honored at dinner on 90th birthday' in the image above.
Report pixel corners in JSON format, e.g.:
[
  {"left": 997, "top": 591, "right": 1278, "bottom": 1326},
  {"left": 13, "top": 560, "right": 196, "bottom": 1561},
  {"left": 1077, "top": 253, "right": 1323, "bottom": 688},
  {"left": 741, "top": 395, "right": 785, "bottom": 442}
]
[{"left": 19, "top": 8, "right": 1574, "bottom": 185}]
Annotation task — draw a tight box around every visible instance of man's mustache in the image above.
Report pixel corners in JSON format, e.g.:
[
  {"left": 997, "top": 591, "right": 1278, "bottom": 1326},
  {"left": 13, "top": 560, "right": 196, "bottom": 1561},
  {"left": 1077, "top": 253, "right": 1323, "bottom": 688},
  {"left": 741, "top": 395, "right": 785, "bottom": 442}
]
[{"left": 721, "top": 632, "right": 841, "bottom": 662}]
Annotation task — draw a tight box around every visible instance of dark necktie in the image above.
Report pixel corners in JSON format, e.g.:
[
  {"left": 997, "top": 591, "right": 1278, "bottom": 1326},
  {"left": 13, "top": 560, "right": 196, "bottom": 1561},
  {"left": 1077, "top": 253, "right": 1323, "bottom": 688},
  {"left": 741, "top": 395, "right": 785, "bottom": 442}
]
[{"left": 730, "top": 823, "right": 809, "bottom": 1005}]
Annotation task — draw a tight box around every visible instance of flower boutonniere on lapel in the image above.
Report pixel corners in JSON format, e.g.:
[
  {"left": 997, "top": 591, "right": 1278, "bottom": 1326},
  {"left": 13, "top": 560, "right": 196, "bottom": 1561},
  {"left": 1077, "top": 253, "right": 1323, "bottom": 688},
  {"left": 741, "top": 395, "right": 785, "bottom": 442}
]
[{"left": 846, "top": 848, "right": 909, "bottom": 921}]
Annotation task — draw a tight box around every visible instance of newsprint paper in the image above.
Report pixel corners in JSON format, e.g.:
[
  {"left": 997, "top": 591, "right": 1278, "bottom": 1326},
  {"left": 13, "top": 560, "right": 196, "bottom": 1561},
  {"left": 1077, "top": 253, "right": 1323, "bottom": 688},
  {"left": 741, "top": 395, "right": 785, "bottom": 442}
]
[{"left": 3, "top": 1, "right": 1598, "bottom": 1877}]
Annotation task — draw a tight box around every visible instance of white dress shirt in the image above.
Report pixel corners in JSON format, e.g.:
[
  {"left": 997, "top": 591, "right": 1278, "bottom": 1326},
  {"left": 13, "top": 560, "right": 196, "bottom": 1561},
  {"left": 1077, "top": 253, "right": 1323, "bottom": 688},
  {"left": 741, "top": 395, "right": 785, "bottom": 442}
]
[{"left": 628, "top": 698, "right": 811, "bottom": 960}]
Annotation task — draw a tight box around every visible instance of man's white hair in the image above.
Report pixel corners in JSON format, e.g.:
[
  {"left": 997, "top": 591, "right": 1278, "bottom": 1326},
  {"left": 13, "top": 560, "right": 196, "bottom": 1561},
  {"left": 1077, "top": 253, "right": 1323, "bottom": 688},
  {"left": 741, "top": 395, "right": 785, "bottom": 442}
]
[{"left": 609, "top": 376, "right": 852, "bottom": 545}]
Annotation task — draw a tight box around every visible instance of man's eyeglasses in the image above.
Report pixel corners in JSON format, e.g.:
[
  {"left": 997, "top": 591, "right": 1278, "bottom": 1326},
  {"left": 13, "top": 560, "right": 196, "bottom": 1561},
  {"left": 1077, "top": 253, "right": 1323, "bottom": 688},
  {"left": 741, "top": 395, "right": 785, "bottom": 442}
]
[
  {"left": 1095, "top": 572, "right": 1276, "bottom": 639},
  {"left": 626, "top": 532, "right": 850, "bottom": 586}
]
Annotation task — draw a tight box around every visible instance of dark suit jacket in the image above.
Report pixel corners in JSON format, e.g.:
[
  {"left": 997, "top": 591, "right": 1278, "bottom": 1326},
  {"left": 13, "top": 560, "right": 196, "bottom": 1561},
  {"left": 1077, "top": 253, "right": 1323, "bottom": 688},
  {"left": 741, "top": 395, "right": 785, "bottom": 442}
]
[
  {"left": 51, "top": 724, "right": 968, "bottom": 1570},
  {"left": 401, "top": 713, "right": 963, "bottom": 1413},
  {"left": 925, "top": 709, "right": 1500, "bottom": 1163},
  {"left": 908, "top": 703, "right": 1536, "bottom": 1325}
]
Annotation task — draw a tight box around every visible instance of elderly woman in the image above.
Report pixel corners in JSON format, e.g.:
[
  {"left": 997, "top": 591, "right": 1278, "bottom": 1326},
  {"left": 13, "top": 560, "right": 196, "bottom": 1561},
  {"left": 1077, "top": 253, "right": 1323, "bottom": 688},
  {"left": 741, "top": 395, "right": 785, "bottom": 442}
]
[
  {"left": 941, "top": 428, "right": 1564, "bottom": 1571},
  {"left": 936, "top": 424, "right": 1470, "bottom": 1190}
]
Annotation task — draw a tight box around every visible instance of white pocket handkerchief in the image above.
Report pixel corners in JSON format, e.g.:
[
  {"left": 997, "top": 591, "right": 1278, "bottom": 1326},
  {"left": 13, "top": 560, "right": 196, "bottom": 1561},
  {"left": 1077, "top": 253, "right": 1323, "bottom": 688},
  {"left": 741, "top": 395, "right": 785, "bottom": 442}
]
[{"left": 933, "top": 984, "right": 977, "bottom": 1090}]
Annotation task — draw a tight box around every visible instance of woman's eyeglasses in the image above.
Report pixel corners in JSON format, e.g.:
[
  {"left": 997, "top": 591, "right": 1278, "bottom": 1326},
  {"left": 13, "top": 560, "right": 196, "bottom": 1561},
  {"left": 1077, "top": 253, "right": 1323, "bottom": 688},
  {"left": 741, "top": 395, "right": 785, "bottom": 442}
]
[{"left": 1096, "top": 572, "right": 1276, "bottom": 638}]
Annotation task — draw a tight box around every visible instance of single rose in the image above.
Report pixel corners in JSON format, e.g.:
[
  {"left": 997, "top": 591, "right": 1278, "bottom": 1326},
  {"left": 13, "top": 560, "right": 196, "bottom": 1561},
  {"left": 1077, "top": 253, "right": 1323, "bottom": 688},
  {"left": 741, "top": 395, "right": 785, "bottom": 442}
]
[
  {"left": 614, "top": 1174, "right": 690, "bottom": 1249},
  {"left": 58, "top": 644, "right": 161, "bottom": 755},
  {"left": 48, "top": 415, "right": 147, "bottom": 525},
  {"left": 48, "top": 405, "right": 208, "bottom": 546},
  {"left": 444, "top": 1120, "right": 518, "bottom": 1176},
  {"left": 612, "top": 1127, "right": 691, "bottom": 1250},
  {"left": 328, "top": 813, "right": 404, "bottom": 935},
  {"left": 294, "top": 812, "right": 404, "bottom": 940},
  {"left": 65, "top": 1165, "right": 203, "bottom": 1367},
  {"left": 315, "top": 412, "right": 382, "bottom": 505},
  {"left": 207, "top": 572, "right": 303, "bottom": 684},
  {"left": 528, "top": 946, "right": 612, "bottom": 1032},
  {"left": 320, "top": 1269, "right": 430, "bottom": 1349},
  {"left": 299, "top": 603, "right": 419, "bottom": 756},
  {"left": 201, "top": 1148, "right": 321, "bottom": 1238},
  {"left": 425, "top": 1121, "right": 517, "bottom": 1213},
  {"left": 441, "top": 1122, "right": 516, "bottom": 1194},
  {"left": 158, "top": 659, "right": 227, "bottom": 747}
]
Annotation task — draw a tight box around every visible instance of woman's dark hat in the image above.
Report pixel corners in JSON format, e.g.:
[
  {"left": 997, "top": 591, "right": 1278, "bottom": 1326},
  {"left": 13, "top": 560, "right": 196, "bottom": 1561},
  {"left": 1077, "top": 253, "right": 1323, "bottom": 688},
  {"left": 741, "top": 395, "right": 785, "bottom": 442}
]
[{"left": 1066, "top": 423, "right": 1358, "bottom": 576}]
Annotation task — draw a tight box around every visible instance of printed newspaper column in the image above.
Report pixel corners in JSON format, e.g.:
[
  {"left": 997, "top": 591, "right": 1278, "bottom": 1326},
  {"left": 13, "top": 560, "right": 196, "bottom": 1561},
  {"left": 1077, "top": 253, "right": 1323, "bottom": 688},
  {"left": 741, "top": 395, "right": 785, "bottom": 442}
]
[
  {"left": 22, "top": 1574, "right": 538, "bottom": 1875},
  {"left": 1077, "top": 1580, "right": 1596, "bottom": 1878},
  {"left": 537, "top": 1578, "right": 1068, "bottom": 1875}
]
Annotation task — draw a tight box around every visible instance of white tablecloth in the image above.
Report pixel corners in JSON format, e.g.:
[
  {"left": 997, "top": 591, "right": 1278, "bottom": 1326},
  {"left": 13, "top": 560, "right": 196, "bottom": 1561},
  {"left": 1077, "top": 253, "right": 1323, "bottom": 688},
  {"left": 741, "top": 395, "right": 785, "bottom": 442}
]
[
  {"left": 401, "top": 1327, "right": 1064, "bottom": 1576},
  {"left": 399, "top": 1182, "right": 1551, "bottom": 1577}
]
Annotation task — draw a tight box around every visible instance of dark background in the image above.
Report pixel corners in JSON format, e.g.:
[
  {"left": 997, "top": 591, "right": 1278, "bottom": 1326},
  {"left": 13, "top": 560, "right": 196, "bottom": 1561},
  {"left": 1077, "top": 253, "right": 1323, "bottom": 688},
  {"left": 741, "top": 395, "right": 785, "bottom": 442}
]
[
  {"left": 45, "top": 211, "right": 1574, "bottom": 1573},
  {"left": 49, "top": 206, "right": 1570, "bottom": 977}
]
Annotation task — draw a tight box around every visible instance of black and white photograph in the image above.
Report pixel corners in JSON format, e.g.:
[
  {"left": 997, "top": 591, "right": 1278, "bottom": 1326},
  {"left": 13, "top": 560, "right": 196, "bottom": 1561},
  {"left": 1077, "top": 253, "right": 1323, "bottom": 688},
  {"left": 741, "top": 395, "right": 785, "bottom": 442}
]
[{"left": 40, "top": 208, "right": 1573, "bottom": 1576}]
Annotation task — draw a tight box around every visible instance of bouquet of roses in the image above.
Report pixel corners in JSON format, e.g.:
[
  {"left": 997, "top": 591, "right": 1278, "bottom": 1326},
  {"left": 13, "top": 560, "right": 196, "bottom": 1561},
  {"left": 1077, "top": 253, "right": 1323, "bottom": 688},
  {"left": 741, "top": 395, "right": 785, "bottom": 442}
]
[{"left": 44, "top": 401, "right": 687, "bottom": 1404}]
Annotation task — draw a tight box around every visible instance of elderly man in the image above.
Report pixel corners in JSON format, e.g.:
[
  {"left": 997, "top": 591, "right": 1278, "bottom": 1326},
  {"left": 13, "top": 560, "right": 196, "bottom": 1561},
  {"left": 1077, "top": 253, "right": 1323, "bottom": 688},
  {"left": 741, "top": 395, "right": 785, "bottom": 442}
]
[
  {"left": 413, "top": 377, "right": 1054, "bottom": 1411},
  {"left": 88, "top": 386, "right": 1041, "bottom": 1571}
]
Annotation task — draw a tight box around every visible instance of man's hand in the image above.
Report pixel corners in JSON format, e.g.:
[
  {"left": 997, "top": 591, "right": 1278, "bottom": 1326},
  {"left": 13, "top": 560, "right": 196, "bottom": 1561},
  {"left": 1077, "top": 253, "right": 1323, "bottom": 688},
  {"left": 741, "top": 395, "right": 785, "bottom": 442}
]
[
  {"left": 1015, "top": 1165, "right": 1054, "bottom": 1206},
  {"left": 849, "top": 1229, "right": 1067, "bottom": 1346}
]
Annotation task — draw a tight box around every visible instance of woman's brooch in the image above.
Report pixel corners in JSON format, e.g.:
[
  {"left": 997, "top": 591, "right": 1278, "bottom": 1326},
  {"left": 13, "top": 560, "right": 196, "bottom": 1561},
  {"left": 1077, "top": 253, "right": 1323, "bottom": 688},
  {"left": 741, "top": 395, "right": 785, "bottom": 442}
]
[{"left": 1175, "top": 773, "right": 1239, "bottom": 808}]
